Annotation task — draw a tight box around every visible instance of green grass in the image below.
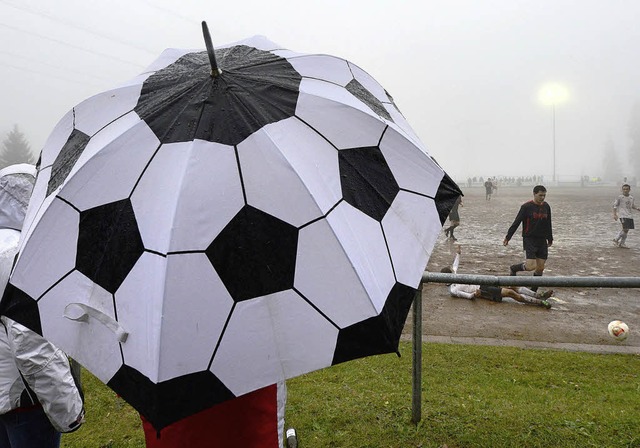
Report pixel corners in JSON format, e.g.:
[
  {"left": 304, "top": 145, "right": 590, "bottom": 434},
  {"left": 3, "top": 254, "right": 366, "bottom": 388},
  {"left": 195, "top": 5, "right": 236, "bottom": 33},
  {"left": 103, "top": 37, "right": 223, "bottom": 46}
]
[{"left": 61, "top": 342, "right": 640, "bottom": 447}]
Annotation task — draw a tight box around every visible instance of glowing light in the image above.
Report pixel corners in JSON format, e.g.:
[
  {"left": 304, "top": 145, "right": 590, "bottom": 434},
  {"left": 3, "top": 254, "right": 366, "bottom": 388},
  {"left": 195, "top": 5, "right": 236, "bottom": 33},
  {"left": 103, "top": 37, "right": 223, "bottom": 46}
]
[{"left": 538, "top": 83, "right": 569, "bottom": 105}]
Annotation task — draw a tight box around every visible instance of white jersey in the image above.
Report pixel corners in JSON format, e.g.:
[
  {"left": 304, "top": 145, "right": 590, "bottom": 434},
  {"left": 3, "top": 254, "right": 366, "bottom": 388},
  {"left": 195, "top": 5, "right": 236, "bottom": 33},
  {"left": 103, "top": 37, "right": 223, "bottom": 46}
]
[
  {"left": 448, "top": 253, "right": 480, "bottom": 299},
  {"left": 613, "top": 194, "right": 635, "bottom": 219},
  {"left": 449, "top": 283, "right": 480, "bottom": 299}
]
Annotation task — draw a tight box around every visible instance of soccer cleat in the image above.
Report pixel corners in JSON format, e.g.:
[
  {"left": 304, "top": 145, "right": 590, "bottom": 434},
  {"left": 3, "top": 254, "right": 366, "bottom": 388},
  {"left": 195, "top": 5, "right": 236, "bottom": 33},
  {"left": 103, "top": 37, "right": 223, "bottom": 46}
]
[
  {"left": 613, "top": 239, "right": 620, "bottom": 247},
  {"left": 537, "top": 290, "right": 554, "bottom": 299},
  {"left": 509, "top": 267, "right": 517, "bottom": 276},
  {"left": 619, "top": 244, "right": 629, "bottom": 248},
  {"left": 540, "top": 300, "right": 552, "bottom": 309}
]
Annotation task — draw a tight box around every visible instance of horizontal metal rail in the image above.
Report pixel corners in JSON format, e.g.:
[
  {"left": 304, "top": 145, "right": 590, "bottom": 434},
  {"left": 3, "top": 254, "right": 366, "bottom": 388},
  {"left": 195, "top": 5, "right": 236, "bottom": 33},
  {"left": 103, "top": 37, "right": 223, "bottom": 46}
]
[
  {"left": 411, "top": 272, "right": 640, "bottom": 425},
  {"left": 422, "top": 272, "right": 640, "bottom": 288}
]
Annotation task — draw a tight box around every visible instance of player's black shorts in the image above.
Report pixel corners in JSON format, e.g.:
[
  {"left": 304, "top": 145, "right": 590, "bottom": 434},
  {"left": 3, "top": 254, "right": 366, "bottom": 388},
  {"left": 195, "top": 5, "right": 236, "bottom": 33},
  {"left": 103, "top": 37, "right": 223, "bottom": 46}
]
[
  {"left": 479, "top": 285, "right": 502, "bottom": 302},
  {"left": 620, "top": 218, "right": 635, "bottom": 230},
  {"left": 523, "top": 237, "right": 548, "bottom": 260},
  {"left": 449, "top": 210, "right": 460, "bottom": 222}
]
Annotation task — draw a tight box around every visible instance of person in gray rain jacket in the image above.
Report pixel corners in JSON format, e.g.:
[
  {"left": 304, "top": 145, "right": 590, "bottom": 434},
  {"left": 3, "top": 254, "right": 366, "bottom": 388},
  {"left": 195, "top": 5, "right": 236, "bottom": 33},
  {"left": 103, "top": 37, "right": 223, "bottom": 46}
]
[{"left": 0, "top": 164, "right": 84, "bottom": 447}]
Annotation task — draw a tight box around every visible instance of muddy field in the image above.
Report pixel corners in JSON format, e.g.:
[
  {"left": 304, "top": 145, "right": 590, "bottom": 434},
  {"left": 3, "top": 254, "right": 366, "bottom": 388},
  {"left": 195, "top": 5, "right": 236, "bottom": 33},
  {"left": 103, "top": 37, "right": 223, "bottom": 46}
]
[{"left": 403, "top": 185, "right": 640, "bottom": 353}]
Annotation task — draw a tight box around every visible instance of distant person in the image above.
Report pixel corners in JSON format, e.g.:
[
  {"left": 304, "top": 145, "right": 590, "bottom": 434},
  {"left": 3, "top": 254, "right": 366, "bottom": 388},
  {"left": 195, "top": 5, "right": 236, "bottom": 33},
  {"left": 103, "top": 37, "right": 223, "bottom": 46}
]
[
  {"left": 503, "top": 185, "right": 553, "bottom": 292},
  {"left": 444, "top": 196, "right": 463, "bottom": 241},
  {"left": 0, "top": 164, "right": 85, "bottom": 447},
  {"left": 612, "top": 184, "right": 640, "bottom": 248},
  {"left": 484, "top": 178, "right": 493, "bottom": 201},
  {"left": 441, "top": 247, "right": 552, "bottom": 308}
]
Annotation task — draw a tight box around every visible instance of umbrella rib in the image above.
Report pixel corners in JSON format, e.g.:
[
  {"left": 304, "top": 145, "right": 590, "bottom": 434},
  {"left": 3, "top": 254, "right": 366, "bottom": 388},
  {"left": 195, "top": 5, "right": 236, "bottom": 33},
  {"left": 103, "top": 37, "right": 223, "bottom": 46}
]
[
  {"left": 378, "top": 221, "right": 397, "bottom": 283},
  {"left": 292, "top": 287, "right": 340, "bottom": 330},
  {"left": 207, "top": 302, "right": 237, "bottom": 370}
]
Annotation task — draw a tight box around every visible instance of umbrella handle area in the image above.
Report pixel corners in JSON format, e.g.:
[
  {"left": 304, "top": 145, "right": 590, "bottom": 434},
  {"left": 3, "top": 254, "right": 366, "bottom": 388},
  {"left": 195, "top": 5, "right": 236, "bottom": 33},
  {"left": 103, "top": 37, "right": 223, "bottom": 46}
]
[{"left": 63, "top": 303, "right": 128, "bottom": 343}]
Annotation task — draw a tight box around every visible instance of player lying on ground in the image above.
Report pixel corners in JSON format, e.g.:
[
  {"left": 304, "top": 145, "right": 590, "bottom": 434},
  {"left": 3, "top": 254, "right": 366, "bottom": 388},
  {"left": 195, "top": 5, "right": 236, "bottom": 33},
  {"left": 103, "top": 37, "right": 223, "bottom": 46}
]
[{"left": 441, "top": 247, "right": 553, "bottom": 309}]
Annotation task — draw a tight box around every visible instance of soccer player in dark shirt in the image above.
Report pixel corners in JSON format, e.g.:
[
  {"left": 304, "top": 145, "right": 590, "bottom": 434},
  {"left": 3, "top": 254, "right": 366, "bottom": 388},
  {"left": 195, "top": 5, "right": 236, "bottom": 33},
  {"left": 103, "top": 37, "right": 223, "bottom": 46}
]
[{"left": 503, "top": 185, "right": 552, "bottom": 291}]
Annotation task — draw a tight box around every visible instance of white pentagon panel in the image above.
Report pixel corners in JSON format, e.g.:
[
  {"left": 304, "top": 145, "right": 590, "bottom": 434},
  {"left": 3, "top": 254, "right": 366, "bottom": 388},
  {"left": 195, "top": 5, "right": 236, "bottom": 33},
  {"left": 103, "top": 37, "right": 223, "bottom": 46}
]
[
  {"left": 39, "top": 110, "right": 74, "bottom": 169},
  {"left": 131, "top": 139, "right": 243, "bottom": 253},
  {"left": 383, "top": 104, "right": 425, "bottom": 150},
  {"left": 70, "top": 111, "right": 142, "bottom": 177},
  {"left": 73, "top": 83, "right": 144, "bottom": 137},
  {"left": 210, "top": 289, "right": 338, "bottom": 395},
  {"left": 271, "top": 49, "right": 305, "bottom": 60},
  {"left": 219, "top": 35, "right": 281, "bottom": 52},
  {"left": 18, "top": 166, "right": 53, "bottom": 252},
  {"left": 38, "top": 271, "right": 122, "bottom": 383},
  {"left": 349, "top": 62, "right": 388, "bottom": 103},
  {"left": 295, "top": 218, "right": 377, "bottom": 328},
  {"left": 296, "top": 79, "right": 386, "bottom": 149},
  {"left": 383, "top": 191, "right": 441, "bottom": 287},
  {"left": 10, "top": 198, "right": 78, "bottom": 299},
  {"left": 379, "top": 128, "right": 444, "bottom": 197},
  {"left": 285, "top": 54, "right": 353, "bottom": 87},
  {"left": 115, "top": 252, "right": 234, "bottom": 382},
  {"left": 112, "top": 252, "right": 164, "bottom": 382},
  {"left": 158, "top": 253, "right": 234, "bottom": 381},
  {"left": 239, "top": 118, "right": 341, "bottom": 227},
  {"left": 326, "top": 201, "right": 395, "bottom": 314},
  {"left": 114, "top": 72, "right": 152, "bottom": 89},
  {"left": 57, "top": 121, "right": 159, "bottom": 211}
]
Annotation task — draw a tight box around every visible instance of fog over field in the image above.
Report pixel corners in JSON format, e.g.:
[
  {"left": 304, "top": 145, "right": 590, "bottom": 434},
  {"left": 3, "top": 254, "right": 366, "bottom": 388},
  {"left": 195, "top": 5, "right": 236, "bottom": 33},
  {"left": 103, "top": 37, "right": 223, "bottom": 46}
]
[{"left": 1, "top": 0, "right": 639, "bottom": 181}]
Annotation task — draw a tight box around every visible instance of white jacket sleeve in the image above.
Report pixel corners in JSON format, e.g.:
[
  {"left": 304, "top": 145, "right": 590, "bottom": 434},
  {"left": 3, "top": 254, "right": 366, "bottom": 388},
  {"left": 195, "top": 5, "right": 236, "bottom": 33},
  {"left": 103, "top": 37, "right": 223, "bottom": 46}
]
[
  {"left": 449, "top": 285, "right": 475, "bottom": 300},
  {"left": 2, "top": 316, "right": 85, "bottom": 433}
]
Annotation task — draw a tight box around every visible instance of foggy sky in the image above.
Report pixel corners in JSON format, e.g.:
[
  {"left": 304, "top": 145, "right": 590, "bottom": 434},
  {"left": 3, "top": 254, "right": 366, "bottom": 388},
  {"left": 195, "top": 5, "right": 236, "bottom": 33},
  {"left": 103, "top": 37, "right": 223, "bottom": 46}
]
[{"left": 1, "top": 0, "right": 639, "bottom": 183}]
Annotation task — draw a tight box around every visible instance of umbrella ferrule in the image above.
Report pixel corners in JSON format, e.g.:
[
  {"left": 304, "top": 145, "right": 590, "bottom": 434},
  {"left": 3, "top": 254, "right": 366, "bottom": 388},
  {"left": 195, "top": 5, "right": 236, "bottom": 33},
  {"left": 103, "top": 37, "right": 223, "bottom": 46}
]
[{"left": 201, "top": 21, "right": 221, "bottom": 78}]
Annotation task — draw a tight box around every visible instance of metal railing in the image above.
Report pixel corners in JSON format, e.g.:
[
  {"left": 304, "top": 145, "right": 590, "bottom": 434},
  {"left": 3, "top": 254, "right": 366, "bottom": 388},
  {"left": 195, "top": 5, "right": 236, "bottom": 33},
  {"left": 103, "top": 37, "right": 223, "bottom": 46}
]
[{"left": 410, "top": 273, "right": 640, "bottom": 424}]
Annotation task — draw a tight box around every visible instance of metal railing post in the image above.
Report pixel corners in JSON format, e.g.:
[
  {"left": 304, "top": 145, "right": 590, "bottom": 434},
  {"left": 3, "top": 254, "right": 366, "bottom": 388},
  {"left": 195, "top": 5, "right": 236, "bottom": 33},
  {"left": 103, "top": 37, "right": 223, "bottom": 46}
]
[{"left": 411, "top": 282, "right": 423, "bottom": 424}]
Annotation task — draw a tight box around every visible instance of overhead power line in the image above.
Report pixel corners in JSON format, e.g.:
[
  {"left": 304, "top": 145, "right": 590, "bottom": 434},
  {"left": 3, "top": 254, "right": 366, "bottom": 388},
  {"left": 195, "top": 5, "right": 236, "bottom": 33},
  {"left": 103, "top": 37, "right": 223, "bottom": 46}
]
[
  {"left": 0, "top": 22, "right": 145, "bottom": 69},
  {"left": 1, "top": 60, "right": 106, "bottom": 89},
  {"left": 0, "top": 0, "right": 158, "bottom": 56},
  {"left": 0, "top": 50, "right": 123, "bottom": 84},
  {"left": 137, "top": 0, "right": 200, "bottom": 26}
]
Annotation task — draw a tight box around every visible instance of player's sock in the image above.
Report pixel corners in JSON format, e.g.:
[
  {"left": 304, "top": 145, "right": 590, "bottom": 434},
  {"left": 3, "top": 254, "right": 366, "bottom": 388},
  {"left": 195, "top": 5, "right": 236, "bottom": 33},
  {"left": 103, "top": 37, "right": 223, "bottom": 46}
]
[
  {"left": 515, "top": 286, "right": 537, "bottom": 297},
  {"left": 620, "top": 233, "right": 628, "bottom": 246},
  {"left": 510, "top": 263, "right": 525, "bottom": 276},
  {"left": 518, "top": 295, "right": 541, "bottom": 305},
  {"left": 531, "top": 271, "right": 543, "bottom": 292}
]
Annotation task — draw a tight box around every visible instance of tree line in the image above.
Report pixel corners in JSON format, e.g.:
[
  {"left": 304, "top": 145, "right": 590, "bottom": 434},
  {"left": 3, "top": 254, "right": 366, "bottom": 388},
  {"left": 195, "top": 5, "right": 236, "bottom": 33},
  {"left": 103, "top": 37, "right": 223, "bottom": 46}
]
[{"left": 0, "top": 125, "right": 36, "bottom": 170}]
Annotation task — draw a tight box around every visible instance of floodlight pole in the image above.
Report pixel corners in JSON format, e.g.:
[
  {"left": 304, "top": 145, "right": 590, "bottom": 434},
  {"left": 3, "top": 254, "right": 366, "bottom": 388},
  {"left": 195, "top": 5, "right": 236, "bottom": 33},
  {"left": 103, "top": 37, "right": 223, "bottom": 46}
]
[
  {"left": 411, "top": 283, "right": 422, "bottom": 424},
  {"left": 552, "top": 103, "right": 556, "bottom": 184}
]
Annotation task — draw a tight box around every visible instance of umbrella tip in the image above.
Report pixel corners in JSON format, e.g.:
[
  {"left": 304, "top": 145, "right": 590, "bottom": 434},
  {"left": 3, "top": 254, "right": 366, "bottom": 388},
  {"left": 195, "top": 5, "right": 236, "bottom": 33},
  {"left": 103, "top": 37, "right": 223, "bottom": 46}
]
[{"left": 201, "top": 21, "right": 222, "bottom": 78}]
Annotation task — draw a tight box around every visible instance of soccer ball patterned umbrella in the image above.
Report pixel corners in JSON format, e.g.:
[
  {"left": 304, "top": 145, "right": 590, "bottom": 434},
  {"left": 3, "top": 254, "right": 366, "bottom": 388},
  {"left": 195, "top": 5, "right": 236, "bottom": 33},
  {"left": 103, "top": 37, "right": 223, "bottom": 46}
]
[{"left": 0, "top": 26, "right": 460, "bottom": 430}]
